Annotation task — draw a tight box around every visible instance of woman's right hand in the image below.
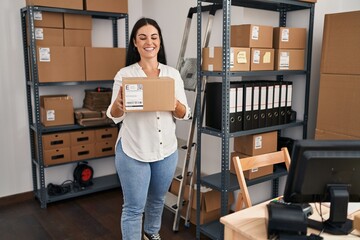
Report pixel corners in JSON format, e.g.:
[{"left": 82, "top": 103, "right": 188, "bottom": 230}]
[{"left": 110, "top": 86, "right": 124, "bottom": 117}]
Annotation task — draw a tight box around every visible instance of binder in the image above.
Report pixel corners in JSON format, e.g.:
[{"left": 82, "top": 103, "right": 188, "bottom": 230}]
[
  {"left": 235, "top": 83, "right": 244, "bottom": 131},
  {"left": 243, "top": 82, "right": 253, "bottom": 130},
  {"left": 205, "top": 82, "right": 240, "bottom": 132},
  {"left": 272, "top": 82, "right": 281, "bottom": 126},
  {"left": 259, "top": 81, "right": 267, "bottom": 128},
  {"left": 266, "top": 82, "right": 274, "bottom": 127},
  {"left": 279, "top": 81, "right": 287, "bottom": 125},
  {"left": 285, "top": 81, "right": 293, "bottom": 123},
  {"left": 252, "top": 82, "right": 260, "bottom": 129}
]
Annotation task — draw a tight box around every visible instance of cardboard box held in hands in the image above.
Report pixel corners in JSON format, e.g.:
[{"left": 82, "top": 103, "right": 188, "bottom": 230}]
[{"left": 122, "top": 77, "right": 175, "bottom": 112}]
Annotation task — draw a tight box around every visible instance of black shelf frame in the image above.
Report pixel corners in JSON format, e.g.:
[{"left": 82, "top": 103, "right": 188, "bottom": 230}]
[
  {"left": 21, "top": 5, "right": 128, "bottom": 208},
  {"left": 195, "top": 0, "right": 315, "bottom": 239}
]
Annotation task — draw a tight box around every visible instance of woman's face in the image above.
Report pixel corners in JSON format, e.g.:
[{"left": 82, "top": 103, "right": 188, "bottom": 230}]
[{"left": 133, "top": 24, "right": 160, "bottom": 61}]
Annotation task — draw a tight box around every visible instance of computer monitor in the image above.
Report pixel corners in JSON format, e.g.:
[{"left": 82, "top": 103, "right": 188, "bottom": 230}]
[{"left": 283, "top": 139, "right": 360, "bottom": 235}]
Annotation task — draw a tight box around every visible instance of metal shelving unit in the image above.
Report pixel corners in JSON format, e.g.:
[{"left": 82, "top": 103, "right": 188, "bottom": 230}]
[
  {"left": 20, "top": 6, "right": 129, "bottom": 208},
  {"left": 195, "top": 0, "right": 315, "bottom": 239}
]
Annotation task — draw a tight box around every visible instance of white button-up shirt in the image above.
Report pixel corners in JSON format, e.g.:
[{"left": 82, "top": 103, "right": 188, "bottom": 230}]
[{"left": 106, "top": 63, "right": 191, "bottom": 162}]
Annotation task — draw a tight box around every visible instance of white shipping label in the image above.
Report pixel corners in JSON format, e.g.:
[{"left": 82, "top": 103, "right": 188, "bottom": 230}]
[
  {"left": 251, "top": 26, "right": 260, "bottom": 40},
  {"left": 251, "top": 168, "right": 259, "bottom": 173},
  {"left": 46, "top": 110, "right": 55, "bottom": 121},
  {"left": 35, "top": 28, "right": 44, "bottom": 40},
  {"left": 237, "top": 51, "right": 247, "bottom": 64},
  {"left": 124, "top": 84, "right": 144, "bottom": 110},
  {"left": 279, "top": 52, "right": 290, "bottom": 69},
  {"left": 209, "top": 47, "right": 215, "bottom": 58},
  {"left": 208, "top": 65, "right": 214, "bottom": 71},
  {"left": 39, "top": 47, "right": 51, "bottom": 62},
  {"left": 34, "top": 11, "right": 43, "bottom": 21},
  {"left": 281, "top": 28, "right": 290, "bottom": 42},
  {"left": 253, "top": 50, "right": 260, "bottom": 64},
  {"left": 254, "top": 136, "right": 263, "bottom": 149}
]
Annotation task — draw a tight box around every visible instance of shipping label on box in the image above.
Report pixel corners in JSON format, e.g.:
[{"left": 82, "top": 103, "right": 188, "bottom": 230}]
[{"left": 122, "top": 77, "right": 175, "bottom": 112}]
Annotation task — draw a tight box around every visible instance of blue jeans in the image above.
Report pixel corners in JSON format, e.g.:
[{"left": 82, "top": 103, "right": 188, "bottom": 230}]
[{"left": 115, "top": 139, "right": 178, "bottom": 240}]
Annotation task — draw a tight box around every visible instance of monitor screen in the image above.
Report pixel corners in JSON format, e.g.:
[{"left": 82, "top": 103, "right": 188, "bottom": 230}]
[{"left": 283, "top": 139, "right": 360, "bottom": 235}]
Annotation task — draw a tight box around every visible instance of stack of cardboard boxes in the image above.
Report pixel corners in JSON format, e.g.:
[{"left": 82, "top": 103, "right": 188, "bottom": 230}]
[
  {"left": 202, "top": 24, "right": 306, "bottom": 72},
  {"left": 315, "top": 11, "right": 360, "bottom": 140},
  {"left": 42, "top": 127, "right": 118, "bottom": 166}
]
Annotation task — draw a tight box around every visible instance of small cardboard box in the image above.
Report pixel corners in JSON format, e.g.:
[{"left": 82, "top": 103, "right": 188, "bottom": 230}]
[
  {"left": 234, "top": 131, "right": 277, "bottom": 156},
  {"left": 64, "top": 29, "right": 92, "bottom": 47},
  {"left": 273, "top": 27, "right": 306, "bottom": 49},
  {"left": 26, "top": 0, "right": 83, "bottom": 10},
  {"left": 85, "top": 47, "right": 126, "bottom": 81},
  {"left": 64, "top": 14, "right": 92, "bottom": 30},
  {"left": 43, "top": 148, "right": 71, "bottom": 166},
  {"left": 27, "top": 11, "right": 63, "bottom": 28},
  {"left": 42, "top": 132, "right": 70, "bottom": 150},
  {"left": 85, "top": 0, "right": 128, "bottom": 13},
  {"left": 122, "top": 77, "right": 175, "bottom": 112},
  {"left": 70, "top": 130, "right": 95, "bottom": 146},
  {"left": 202, "top": 47, "right": 250, "bottom": 71},
  {"left": 40, "top": 95, "right": 74, "bottom": 127},
  {"left": 231, "top": 24, "right": 273, "bottom": 48},
  {"left": 95, "top": 127, "right": 118, "bottom": 142},
  {"left": 250, "top": 48, "right": 275, "bottom": 71},
  {"left": 36, "top": 46, "right": 85, "bottom": 82},
  {"left": 230, "top": 152, "right": 273, "bottom": 179},
  {"left": 29, "top": 27, "right": 64, "bottom": 47},
  {"left": 71, "top": 143, "right": 95, "bottom": 161},
  {"left": 190, "top": 186, "right": 234, "bottom": 225},
  {"left": 95, "top": 141, "right": 115, "bottom": 157},
  {"left": 275, "top": 49, "right": 305, "bottom": 70}
]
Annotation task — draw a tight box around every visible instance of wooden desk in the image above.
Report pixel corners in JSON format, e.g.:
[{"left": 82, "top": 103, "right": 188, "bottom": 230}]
[{"left": 220, "top": 200, "right": 360, "bottom": 240}]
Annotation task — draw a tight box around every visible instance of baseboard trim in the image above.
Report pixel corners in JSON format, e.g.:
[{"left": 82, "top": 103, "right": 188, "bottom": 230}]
[{"left": 0, "top": 191, "right": 34, "bottom": 207}]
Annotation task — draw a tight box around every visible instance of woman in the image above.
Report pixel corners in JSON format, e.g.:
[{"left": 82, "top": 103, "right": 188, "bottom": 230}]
[{"left": 106, "top": 17, "right": 191, "bottom": 240}]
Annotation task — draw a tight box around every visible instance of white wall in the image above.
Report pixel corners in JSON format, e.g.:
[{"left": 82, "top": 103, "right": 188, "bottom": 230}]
[{"left": 1, "top": 0, "right": 360, "bottom": 200}]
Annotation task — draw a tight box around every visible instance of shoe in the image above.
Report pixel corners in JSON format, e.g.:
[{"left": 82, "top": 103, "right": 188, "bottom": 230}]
[{"left": 143, "top": 232, "right": 161, "bottom": 240}]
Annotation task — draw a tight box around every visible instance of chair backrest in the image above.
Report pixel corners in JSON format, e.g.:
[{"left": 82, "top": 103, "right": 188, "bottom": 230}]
[{"left": 233, "top": 147, "right": 291, "bottom": 211}]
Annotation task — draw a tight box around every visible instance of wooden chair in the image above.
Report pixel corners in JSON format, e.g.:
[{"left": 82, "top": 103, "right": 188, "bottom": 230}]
[{"left": 233, "top": 147, "right": 291, "bottom": 211}]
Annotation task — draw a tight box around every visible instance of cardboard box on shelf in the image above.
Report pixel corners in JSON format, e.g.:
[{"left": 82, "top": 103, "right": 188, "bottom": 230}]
[
  {"left": 250, "top": 48, "right": 275, "bottom": 71},
  {"left": 95, "top": 141, "right": 115, "bottom": 157},
  {"left": 29, "top": 27, "right": 64, "bottom": 47},
  {"left": 26, "top": 0, "right": 83, "bottom": 10},
  {"left": 64, "top": 14, "right": 92, "bottom": 30},
  {"left": 316, "top": 74, "right": 360, "bottom": 138},
  {"left": 202, "top": 47, "right": 251, "bottom": 71},
  {"left": 84, "top": 0, "right": 128, "bottom": 13},
  {"left": 190, "top": 186, "right": 234, "bottom": 225},
  {"left": 234, "top": 131, "right": 278, "bottom": 156},
  {"left": 273, "top": 27, "right": 306, "bottom": 49},
  {"left": 40, "top": 95, "right": 74, "bottom": 127},
  {"left": 27, "top": 11, "right": 63, "bottom": 28},
  {"left": 320, "top": 11, "right": 360, "bottom": 75},
  {"left": 71, "top": 143, "right": 95, "bottom": 161},
  {"left": 43, "top": 148, "right": 71, "bottom": 166},
  {"left": 64, "top": 29, "right": 92, "bottom": 47},
  {"left": 274, "top": 49, "right": 305, "bottom": 70},
  {"left": 42, "top": 132, "right": 70, "bottom": 150},
  {"left": 230, "top": 152, "right": 273, "bottom": 179},
  {"left": 70, "top": 130, "right": 95, "bottom": 146},
  {"left": 122, "top": 77, "right": 175, "bottom": 112},
  {"left": 231, "top": 24, "right": 273, "bottom": 48},
  {"left": 85, "top": 47, "right": 126, "bottom": 81},
  {"left": 36, "top": 46, "right": 85, "bottom": 82}
]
